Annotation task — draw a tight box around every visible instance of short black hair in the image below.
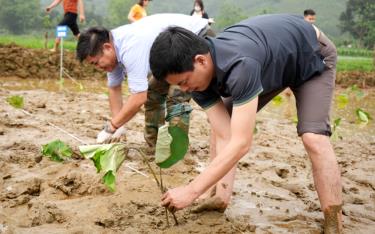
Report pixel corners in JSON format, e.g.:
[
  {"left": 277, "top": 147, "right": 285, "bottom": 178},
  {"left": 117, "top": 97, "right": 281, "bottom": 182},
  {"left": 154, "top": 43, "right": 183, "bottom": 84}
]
[
  {"left": 149, "top": 26, "right": 209, "bottom": 81},
  {"left": 304, "top": 9, "right": 316, "bottom": 16},
  {"left": 76, "top": 26, "right": 110, "bottom": 62}
]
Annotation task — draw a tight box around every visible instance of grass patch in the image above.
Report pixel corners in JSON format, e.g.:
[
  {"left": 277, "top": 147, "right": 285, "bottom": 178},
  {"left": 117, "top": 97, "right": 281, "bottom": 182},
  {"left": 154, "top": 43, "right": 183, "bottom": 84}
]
[
  {"left": 0, "top": 34, "right": 77, "bottom": 51},
  {"left": 337, "top": 47, "right": 373, "bottom": 58},
  {"left": 337, "top": 56, "right": 374, "bottom": 72}
]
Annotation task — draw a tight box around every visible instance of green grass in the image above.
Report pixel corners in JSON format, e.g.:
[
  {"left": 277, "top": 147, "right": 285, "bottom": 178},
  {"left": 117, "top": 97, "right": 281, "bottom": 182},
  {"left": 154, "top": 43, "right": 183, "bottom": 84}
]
[
  {"left": 337, "top": 56, "right": 374, "bottom": 72},
  {"left": 337, "top": 47, "right": 373, "bottom": 58},
  {"left": 0, "top": 34, "right": 77, "bottom": 51}
]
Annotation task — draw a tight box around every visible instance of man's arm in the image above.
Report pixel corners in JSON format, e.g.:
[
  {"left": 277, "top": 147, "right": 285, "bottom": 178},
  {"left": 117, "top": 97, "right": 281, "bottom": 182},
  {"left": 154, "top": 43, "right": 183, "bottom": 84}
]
[
  {"left": 127, "top": 5, "right": 138, "bottom": 23},
  {"left": 110, "top": 91, "right": 147, "bottom": 128},
  {"left": 108, "top": 85, "right": 123, "bottom": 116},
  {"left": 78, "top": 0, "right": 85, "bottom": 23},
  {"left": 161, "top": 97, "right": 258, "bottom": 210},
  {"left": 128, "top": 11, "right": 136, "bottom": 23},
  {"left": 45, "top": 0, "right": 62, "bottom": 12}
]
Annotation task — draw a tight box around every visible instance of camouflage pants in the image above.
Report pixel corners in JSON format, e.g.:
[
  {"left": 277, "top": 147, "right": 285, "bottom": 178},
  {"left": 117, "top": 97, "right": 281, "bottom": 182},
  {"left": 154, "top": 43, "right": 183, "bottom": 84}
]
[{"left": 144, "top": 76, "right": 192, "bottom": 150}]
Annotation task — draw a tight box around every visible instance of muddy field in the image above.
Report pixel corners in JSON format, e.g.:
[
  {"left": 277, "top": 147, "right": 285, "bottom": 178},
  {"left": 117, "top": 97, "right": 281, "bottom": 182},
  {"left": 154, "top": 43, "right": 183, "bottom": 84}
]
[{"left": 0, "top": 46, "right": 374, "bottom": 233}]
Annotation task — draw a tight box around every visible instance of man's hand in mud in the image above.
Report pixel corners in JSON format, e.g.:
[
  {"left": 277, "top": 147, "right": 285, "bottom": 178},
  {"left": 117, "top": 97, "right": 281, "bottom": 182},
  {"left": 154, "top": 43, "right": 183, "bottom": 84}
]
[
  {"left": 161, "top": 185, "right": 199, "bottom": 212},
  {"left": 104, "top": 126, "right": 127, "bottom": 143},
  {"left": 96, "top": 122, "right": 126, "bottom": 144}
]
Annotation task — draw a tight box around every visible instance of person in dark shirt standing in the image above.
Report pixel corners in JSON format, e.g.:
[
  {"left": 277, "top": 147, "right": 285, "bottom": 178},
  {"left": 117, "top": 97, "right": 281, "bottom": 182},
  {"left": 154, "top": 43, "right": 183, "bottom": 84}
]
[{"left": 150, "top": 14, "right": 342, "bottom": 233}]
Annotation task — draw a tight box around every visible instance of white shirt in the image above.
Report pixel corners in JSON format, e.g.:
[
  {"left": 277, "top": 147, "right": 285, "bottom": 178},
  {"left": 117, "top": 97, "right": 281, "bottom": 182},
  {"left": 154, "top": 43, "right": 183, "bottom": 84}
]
[{"left": 108, "top": 13, "right": 209, "bottom": 93}]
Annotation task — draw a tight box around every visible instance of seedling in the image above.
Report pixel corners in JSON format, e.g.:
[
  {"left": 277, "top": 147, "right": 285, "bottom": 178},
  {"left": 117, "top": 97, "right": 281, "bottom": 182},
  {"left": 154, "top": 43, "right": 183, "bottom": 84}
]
[
  {"left": 79, "top": 142, "right": 180, "bottom": 226},
  {"left": 79, "top": 143, "right": 127, "bottom": 192},
  {"left": 346, "top": 85, "right": 365, "bottom": 100},
  {"left": 6, "top": 95, "right": 24, "bottom": 109},
  {"left": 355, "top": 108, "right": 372, "bottom": 124},
  {"left": 336, "top": 85, "right": 365, "bottom": 109},
  {"left": 272, "top": 95, "right": 283, "bottom": 106},
  {"left": 336, "top": 93, "right": 349, "bottom": 109},
  {"left": 41, "top": 140, "right": 73, "bottom": 162},
  {"left": 331, "top": 118, "right": 343, "bottom": 140}
]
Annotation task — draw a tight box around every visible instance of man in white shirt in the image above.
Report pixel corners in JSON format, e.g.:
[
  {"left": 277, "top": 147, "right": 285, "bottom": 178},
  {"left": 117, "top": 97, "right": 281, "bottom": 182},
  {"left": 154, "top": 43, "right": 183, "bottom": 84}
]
[{"left": 76, "top": 14, "right": 210, "bottom": 150}]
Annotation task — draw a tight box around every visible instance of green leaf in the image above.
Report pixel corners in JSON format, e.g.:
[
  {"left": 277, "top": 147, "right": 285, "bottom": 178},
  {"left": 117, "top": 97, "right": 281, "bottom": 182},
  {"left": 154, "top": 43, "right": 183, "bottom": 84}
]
[
  {"left": 6, "top": 95, "right": 24, "bottom": 109},
  {"left": 79, "top": 143, "right": 127, "bottom": 191},
  {"left": 41, "top": 140, "right": 72, "bottom": 162},
  {"left": 103, "top": 171, "right": 116, "bottom": 192},
  {"left": 336, "top": 93, "right": 349, "bottom": 109},
  {"left": 272, "top": 95, "right": 283, "bottom": 106},
  {"left": 349, "top": 85, "right": 365, "bottom": 100},
  {"left": 356, "top": 108, "right": 372, "bottom": 123},
  {"left": 331, "top": 118, "right": 342, "bottom": 141},
  {"left": 292, "top": 115, "right": 298, "bottom": 124},
  {"left": 155, "top": 125, "right": 173, "bottom": 164},
  {"left": 157, "top": 126, "right": 189, "bottom": 169}
]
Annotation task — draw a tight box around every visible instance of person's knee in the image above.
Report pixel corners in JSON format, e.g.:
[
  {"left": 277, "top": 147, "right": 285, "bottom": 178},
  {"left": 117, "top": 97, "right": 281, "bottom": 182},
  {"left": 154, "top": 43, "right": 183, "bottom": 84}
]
[{"left": 301, "top": 132, "right": 330, "bottom": 155}]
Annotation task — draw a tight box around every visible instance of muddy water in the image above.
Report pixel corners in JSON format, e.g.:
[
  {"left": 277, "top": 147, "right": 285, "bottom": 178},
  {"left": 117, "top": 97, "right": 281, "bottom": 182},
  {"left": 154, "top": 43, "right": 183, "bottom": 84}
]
[
  {"left": 0, "top": 76, "right": 115, "bottom": 94},
  {"left": 1, "top": 77, "right": 374, "bottom": 233}
]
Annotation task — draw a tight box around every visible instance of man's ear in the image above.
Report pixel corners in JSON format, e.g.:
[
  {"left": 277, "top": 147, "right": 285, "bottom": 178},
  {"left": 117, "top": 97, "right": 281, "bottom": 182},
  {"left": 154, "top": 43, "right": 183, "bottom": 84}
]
[
  {"left": 102, "top": 42, "right": 113, "bottom": 51},
  {"left": 194, "top": 54, "right": 208, "bottom": 67}
]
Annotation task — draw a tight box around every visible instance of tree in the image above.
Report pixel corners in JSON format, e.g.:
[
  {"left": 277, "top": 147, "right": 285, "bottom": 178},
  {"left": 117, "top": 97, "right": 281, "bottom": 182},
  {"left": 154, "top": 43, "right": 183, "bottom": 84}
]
[
  {"left": 339, "top": 0, "right": 375, "bottom": 49},
  {"left": 105, "top": 0, "right": 134, "bottom": 28},
  {"left": 214, "top": 0, "right": 248, "bottom": 32},
  {"left": 0, "top": 0, "right": 42, "bottom": 34}
]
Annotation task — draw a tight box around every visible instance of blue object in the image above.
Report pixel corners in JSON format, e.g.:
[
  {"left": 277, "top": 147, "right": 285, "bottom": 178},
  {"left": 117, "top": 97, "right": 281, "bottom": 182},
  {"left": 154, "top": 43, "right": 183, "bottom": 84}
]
[{"left": 56, "top": 25, "right": 68, "bottom": 38}]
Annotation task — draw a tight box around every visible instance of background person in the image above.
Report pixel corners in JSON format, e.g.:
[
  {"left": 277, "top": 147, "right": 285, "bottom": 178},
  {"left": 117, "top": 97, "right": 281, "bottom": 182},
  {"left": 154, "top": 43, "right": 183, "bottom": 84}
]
[
  {"left": 128, "top": 0, "right": 151, "bottom": 23},
  {"left": 46, "top": 0, "right": 85, "bottom": 52},
  {"left": 304, "top": 9, "right": 316, "bottom": 23},
  {"left": 76, "top": 14, "right": 210, "bottom": 151},
  {"left": 190, "top": 0, "right": 215, "bottom": 24},
  {"left": 150, "top": 14, "right": 342, "bottom": 233}
]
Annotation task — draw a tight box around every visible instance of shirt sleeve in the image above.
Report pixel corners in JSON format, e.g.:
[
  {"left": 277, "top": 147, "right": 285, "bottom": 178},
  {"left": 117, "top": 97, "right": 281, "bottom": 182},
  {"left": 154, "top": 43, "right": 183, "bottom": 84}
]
[
  {"left": 192, "top": 87, "right": 220, "bottom": 109},
  {"left": 122, "top": 45, "right": 149, "bottom": 93},
  {"left": 107, "top": 64, "right": 125, "bottom": 87},
  {"left": 226, "top": 57, "right": 263, "bottom": 106}
]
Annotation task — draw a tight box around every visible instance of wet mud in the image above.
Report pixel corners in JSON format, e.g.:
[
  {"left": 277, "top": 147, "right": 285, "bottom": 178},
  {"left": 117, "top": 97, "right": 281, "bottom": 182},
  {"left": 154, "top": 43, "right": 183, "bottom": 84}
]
[{"left": 0, "top": 47, "right": 374, "bottom": 233}]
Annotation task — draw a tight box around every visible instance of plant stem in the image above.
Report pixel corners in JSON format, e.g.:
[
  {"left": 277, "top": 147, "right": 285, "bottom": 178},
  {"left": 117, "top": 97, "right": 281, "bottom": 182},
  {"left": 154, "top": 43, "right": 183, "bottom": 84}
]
[
  {"left": 132, "top": 148, "right": 160, "bottom": 187},
  {"left": 132, "top": 147, "right": 179, "bottom": 226},
  {"left": 160, "top": 168, "right": 179, "bottom": 226},
  {"left": 160, "top": 168, "right": 170, "bottom": 227}
]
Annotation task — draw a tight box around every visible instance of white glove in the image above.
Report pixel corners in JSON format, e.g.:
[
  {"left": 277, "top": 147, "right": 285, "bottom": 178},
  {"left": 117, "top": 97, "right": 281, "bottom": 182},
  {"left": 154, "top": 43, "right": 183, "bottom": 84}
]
[
  {"left": 96, "top": 122, "right": 127, "bottom": 144},
  {"left": 110, "top": 125, "right": 127, "bottom": 143},
  {"left": 96, "top": 129, "right": 113, "bottom": 144}
]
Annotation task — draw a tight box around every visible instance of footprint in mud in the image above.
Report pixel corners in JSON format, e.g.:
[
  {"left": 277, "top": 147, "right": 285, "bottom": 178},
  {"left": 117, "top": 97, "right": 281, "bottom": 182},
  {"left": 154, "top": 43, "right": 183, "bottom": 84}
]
[
  {"left": 2, "top": 142, "right": 40, "bottom": 167},
  {"left": 275, "top": 168, "right": 290, "bottom": 179},
  {"left": 49, "top": 171, "right": 107, "bottom": 196},
  {"left": 95, "top": 201, "right": 168, "bottom": 231},
  {"left": 27, "top": 202, "right": 66, "bottom": 227},
  {"left": 191, "top": 196, "right": 227, "bottom": 213},
  {"left": 2, "top": 177, "right": 42, "bottom": 208}
]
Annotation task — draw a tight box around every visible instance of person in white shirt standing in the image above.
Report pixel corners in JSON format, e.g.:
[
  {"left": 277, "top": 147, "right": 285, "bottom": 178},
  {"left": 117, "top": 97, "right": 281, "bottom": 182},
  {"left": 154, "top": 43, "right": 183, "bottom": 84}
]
[{"left": 76, "top": 14, "right": 210, "bottom": 151}]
